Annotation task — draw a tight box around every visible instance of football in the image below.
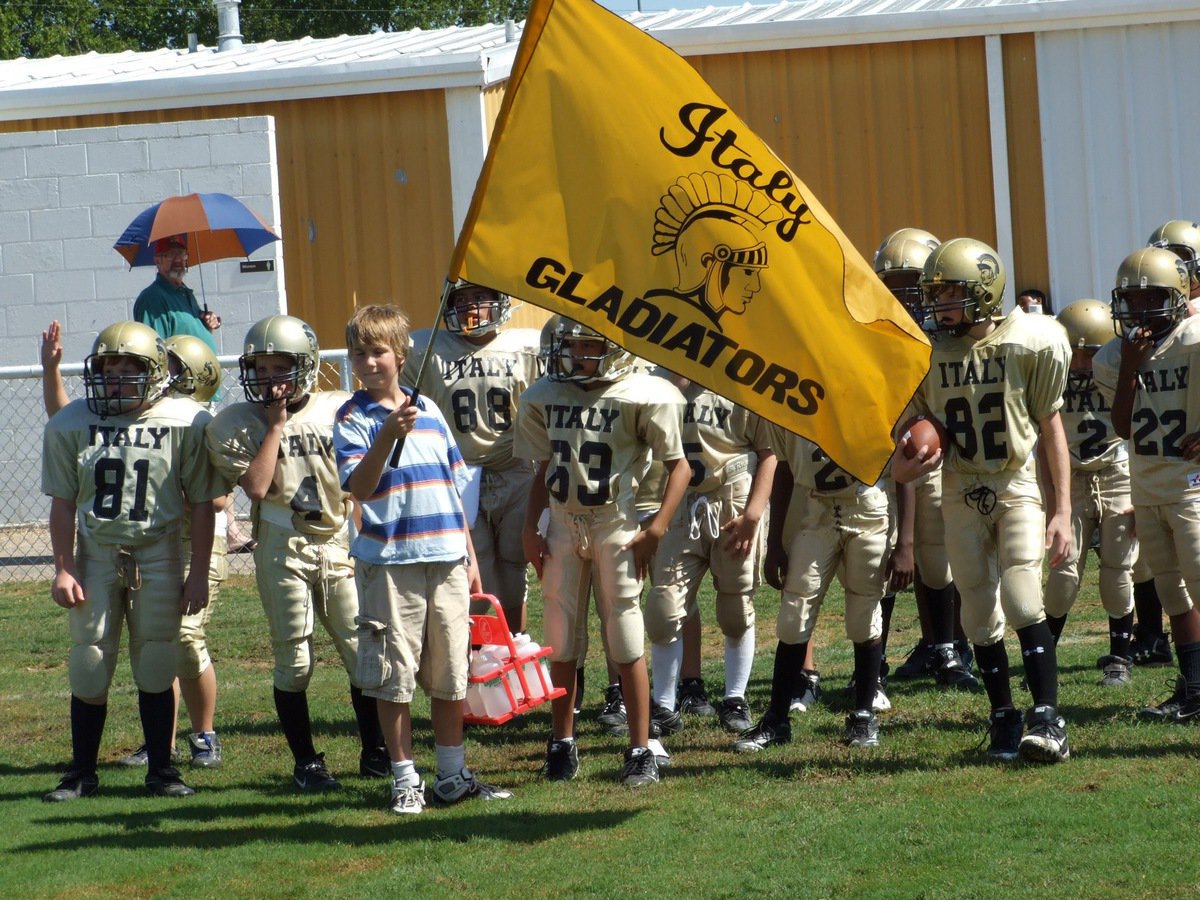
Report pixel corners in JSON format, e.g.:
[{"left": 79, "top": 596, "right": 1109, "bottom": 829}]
[{"left": 900, "top": 415, "right": 945, "bottom": 460}]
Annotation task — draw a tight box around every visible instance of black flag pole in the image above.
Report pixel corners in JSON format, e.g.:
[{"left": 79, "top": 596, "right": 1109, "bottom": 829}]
[{"left": 389, "top": 280, "right": 454, "bottom": 467}]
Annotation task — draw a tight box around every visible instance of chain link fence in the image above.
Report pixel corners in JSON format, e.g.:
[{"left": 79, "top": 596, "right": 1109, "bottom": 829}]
[{"left": 0, "top": 351, "right": 352, "bottom": 584}]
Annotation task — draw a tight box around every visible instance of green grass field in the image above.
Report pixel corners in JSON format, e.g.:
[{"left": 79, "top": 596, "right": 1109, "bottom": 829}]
[{"left": 2, "top": 568, "right": 1198, "bottom": 899}]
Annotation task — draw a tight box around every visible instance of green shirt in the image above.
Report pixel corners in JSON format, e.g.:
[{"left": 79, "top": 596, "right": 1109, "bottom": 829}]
[{"left": 133, "top": 273, "right": 219, "bottom": 356}]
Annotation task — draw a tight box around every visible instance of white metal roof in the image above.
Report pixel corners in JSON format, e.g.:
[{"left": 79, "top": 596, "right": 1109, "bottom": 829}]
[{"left": 0, "top": 0, "right": 1194, "bottom": 122}]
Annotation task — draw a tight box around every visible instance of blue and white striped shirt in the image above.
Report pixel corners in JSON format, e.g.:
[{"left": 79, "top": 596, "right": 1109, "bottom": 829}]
[{"left": 334, "top": 388, "right": 470, "bottom": 565}]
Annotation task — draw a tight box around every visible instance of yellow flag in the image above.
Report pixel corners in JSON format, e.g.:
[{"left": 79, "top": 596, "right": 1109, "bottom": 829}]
[{"left": 451, "top": 0, "right": 930, "bottom": 484}]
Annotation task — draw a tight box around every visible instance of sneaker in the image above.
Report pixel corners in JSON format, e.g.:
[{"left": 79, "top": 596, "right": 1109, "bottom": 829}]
[
  {"left": 145, "top": 766, "right": 196, "bottom": 797},
  {"left": 543, "top": 739, "right": 580, "bottom": 782},
  {"left": 1166, "top": 695, "right": 1200, "bottom": 724},
  {"left": 981, "top": 707, "right": 1023, "bottom": 761},
  {"left": 431, "top": 767, "right": 513, "bottom": 804},
  {"left": 1139, "top": 676, "right": 1186, "bottom": 720},
  {"left": 650, "top": 703, "right": 684, "bottom": 736},
  {"left": 894, "top": 642, "right": 937, "bottom": 679},
  {"left": 789, "top": 670, "right": 821, "bottom": 713},
  {"left": 188, "top": 731, "right": 222, "bottom": 769},
  {"left": 843, "top": 709, "right": 880, "bottom": 747},
  {"left": 646, "top": 738, "right": 672, "bottom": 769},
  {"left": 118, "top": 743, "right": 183, "bottom": 767},
  {"left": 389, "top": 779, "right": 426, "bottom": 815},
  {"left": 1019, "top": 705, "right": 1070, "bottom": 763},
  {"left": 678, "top": 678, "right": 716, "bottom": 717},
  {"left": 294, "top": 753, "right": 341, "bottom": 792},
  {"left": 359, "top": 747, "right": 391, "bottom": 778},
  {"left": 597, "top": 684, "right": 627, "bottom": 728},
  {"left": 717, "top": 696, "right": 753, "bottom": 733},
  {"left": 1131, "top": 631, "right": 1174, "bottom": 668},
  {"left": 733, "top": 714, "right": 792, "bottom": 753},
  {"left": 933, "top": 645, "right": 981, "bottom": 691},
  {"left": 620, "top": 746, "right": 660, "bottom": 787},
  {"left": 43, "top": 768, "right": 98, "bottom": 803},
  {"left": 1096, "top": 655, "right": 1133, "bottom": 688}
]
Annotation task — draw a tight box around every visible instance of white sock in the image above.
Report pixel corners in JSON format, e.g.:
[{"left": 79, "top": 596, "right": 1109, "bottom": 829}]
[
  {"left": 434, "top": 743, "right": 466, "bottom": 780},
  {"left": 390, "top": 759, "right": 419, "bottom": 787},
  {"left": 650, "top": 640, "right": 683, "bottom": 709},
  {"left": 724, "top": 625, "right": 755, "bottom": 699}
]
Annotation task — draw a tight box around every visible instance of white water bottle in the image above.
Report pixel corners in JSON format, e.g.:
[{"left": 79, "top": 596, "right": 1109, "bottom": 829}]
[{"left": 513, "top": 634, "right": 546, "bottom": 700}]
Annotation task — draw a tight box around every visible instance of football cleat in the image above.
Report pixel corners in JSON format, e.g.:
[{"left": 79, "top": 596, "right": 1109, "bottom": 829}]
[
  {"left": 188, "top": 731, "right": 222, "bottom": 769},
  {"left": 646, "top": 738, "right": 672, "bottom": 769},
  {"left": 389, "top": 779, "right": 426, "bottom": 815},
  {"left": 933, "top": 645, "right": 981, "bottom": 691},
  {"left": 597, "top": 684, "right": 627, "bottom": 728},
  {"left": 733, "top": 714, "right": 792, "bottom": 754},
  {"left": 678, "top": 678, "right": 716, "bottom": 717},
  {"left": 359, "top": 746, "right": 391, "bottom": 778},
  {"left": 650, "top": 703, "right": 684, "bottom": 736},
  {"left": 543, "top": 739, "right": 580, "bottom": 782},
  {"left": 619, "top": 746, "right": 660, "bottom": 787},
  {"left": 1139, "top": 676, "right": 1186, "bottom": 720},
  {"left": 430, "top": 768, "right": 513, "bottom": 804},
  {"left": 43, "top": 768, "right": 98, "bottom": 803},
  {"left": 894, "top": 642, "right": 937, "bottom": 679},
  {"left": 294, "top": 753, "right": 341, "bottom": 792},
  {"left": 1096, "top": 655, "right": 1132, "bottom": 688},
  {"left": 145, "top": 766, "right": 196, "bottom": 797},
  {"left": 1131, "top": 631, "right": 1174, "bottom": 668},
  {"left": 1166, "top": 695, "right": 1200, "bottom": 724},
  {"left": 1019, "top": 705, "right": 1070, "bottom": 764},
  {"left": 790, "top": 670, "right": 821, "bottom": 713},
  {"left": 843, "top": 710, "right": 880, "bottom": 748},
  {"left": 717, "top": 696, "right": 753, "bottom": 734},
  {"left": 981, "top": 707, "right": 1023, "bottom": 762}
]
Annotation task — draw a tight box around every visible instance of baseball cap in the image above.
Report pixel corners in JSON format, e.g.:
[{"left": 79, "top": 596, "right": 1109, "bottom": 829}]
[{"left": 155, "top": 234, "right": 188, "bottom": 253}]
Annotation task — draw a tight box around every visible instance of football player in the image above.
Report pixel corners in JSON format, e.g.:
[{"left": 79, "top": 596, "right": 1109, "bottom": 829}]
[
  {"left": 517, "top": 318, "right": 691, "bottom": 786},
  {"left": 736, "top": 433, "right": 890, "bottom": 752},
  {"left": 42, "top": 321, "right": 221, "bottom": 801},
  {"left": 1093, "top": 247, "right": 1200, "bottom": 722},
  {"left": 206, "top": 315, "right": 388, "bottom": 791},
  {"left": 874, "top": 229, "right": 976, "bottom": 689},
  {"left": 403, "top": 281, "right": 541, "bottom": 633},
  {"left": 644, "top": 373, "right": 776, "bottom": 735},
  {"left": 1044, "top": 300, "right": 1136, "bottom": 686},
  {"left": 892, "top": 238, "right": 1074, "bottom": 764}
]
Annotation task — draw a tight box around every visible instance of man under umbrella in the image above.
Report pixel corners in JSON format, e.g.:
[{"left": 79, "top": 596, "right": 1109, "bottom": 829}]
[{"left": 133, "top": 234, "right": 222, "bottom": 344}]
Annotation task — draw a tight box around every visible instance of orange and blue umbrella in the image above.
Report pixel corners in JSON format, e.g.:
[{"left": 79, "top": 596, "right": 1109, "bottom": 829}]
[{"left": 113, "top": 192, "right": 280, "bottom": 267}]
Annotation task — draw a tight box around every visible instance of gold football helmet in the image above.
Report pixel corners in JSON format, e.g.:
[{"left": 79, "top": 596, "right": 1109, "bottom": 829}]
[
  {"left": 1147, "top": 219, "right": 1200, "bottom": 286},
  {"left": 84, "top": 321, "right": 170, "bottom": 418},
  {"left": 920, "top": 238, "right": 1006, "bottom": 336},
  {"left": 239, "top": 315, "right": 320, "bottom": 404},
  {"left": 547, "top": 318, "right": 634, "bottom": 383},
  {"left": 1111, "top": 247, "right": 1189, "bottom": 341},
  {"left": 165, "top": 334, "right": 221, "bottom": 403},
  {"left": 443, "top": 280, "right": 512, "bottom": 338},
  {"left": 1057, "top": 299, "right": 1117, "bottom": 393},
  {"left": 875, "top": 228, "right": 941, "bottom": 325}
]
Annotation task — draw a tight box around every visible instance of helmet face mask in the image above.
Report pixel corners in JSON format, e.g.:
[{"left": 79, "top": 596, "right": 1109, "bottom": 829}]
[
  {"left": 1111, "top": 247, "right": 1189, "bottom": 343},
  {"left": 547, "top": 318, "right": 633, "bottom": 384},
  {"left": 443, "top": 281, "right": 511, "bottom": 338},
  {"left": 84, "top": 321, "right": 169, "bottom": 418},
  {"left": 875, "top": 229, "right": 940, "bottom": 329},
  {"left": 239, "top": 315, "right": 320, "bottom": 405},
  {"left": 919, "top": 238, "right": 1006, "bottom": 337},
  {"left": 165, "top": 334, "right": 221, "bottom": 403}
]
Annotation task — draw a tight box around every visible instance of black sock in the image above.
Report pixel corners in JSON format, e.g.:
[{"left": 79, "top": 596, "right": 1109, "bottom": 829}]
[
  {"left": 853, "top": 641, "right": 883, "bottom": 712},
  {"left": 70, "top": 695, "right": 107, "bottom": 773},
  {"left": 1017, "top": 621, "right": 1058, "bottom": 708},
  {"left": 1178, "top": 641, "right": 1200, "bottom": 699},
  {"left": 350, "top": 685, "right": 384, "bottom": 753},
  {"left": 974, "top": 641, "right": 1013, "bottom": 711},
  {"left": 1134, "top": 580, "right": 1165, "bottom": 637},
  {"left": 1046, "top": 614, "right": 1068, "bottom": 644},
  {"left": 274, "top": 687, "right": 317, "bottom": 762},
  {"left": 1109, "top": 612, "right": 1135, "bottom": 659},
  {"left": 926, "top": 583, "right": 956, "bottom": 644},
  {"left": 767, "top": 641, "right": 806, "bottom": 721},
  {"left": 879, "top": 594, "right": 895, "bottom": 662},
  {"left": 138, "top": 688, "right": 176, "bottom": 772}
]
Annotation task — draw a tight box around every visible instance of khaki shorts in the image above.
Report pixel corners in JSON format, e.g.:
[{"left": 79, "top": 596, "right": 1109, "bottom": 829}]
[
  {"left": 71, "top": 529, "right": 185, "bottom": 698},
  {"left": 1133, "top": 501, "right": 1200, "bottom": 617},
  {"left": 777, "top": 488, "right": 888, "bottom": 644},
  {"left": 645, "top": 475, "right": 758, "bottom": 644},
  {"left": 354, "top": 559, "right": 471, "bottom": 703},
  {"left": 541, "top": 503, "right": 644, "bottom": 665}
]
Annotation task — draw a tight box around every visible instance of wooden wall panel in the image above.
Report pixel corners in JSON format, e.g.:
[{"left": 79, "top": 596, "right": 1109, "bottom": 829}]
[{"left": 1002, "top": 32, "right": 1050, "bottom": 306}]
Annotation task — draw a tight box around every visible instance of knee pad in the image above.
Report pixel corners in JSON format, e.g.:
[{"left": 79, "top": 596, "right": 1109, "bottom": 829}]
[
  {"left": 132, "top": 640, "right": 179, "bottom": 693},
  {"left": 843, "top": 592, "right": 883, "bottom": 644},
  {"left": 273, "top": 639, "right": 314, "bottom": 692},
  {"left": 1097, "top": 566, "right": 1134, "bottom": 618},
  {"left": 68, "top": 644, "right": 114, "bottom": 699},
  {"left": 1043, "top": 569, "right": 1080, "bottom": 619},
  {"left": 715, "top": 592, "right": 754, "bottom": 639},
  {"left": 644, "top": 589, "right": 684, "bottom": 645}
]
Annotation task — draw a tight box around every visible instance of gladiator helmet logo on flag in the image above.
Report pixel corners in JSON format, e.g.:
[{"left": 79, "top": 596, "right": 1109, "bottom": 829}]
[{"left": 651, "top": 172, "right": 781, "bottom": 326}]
